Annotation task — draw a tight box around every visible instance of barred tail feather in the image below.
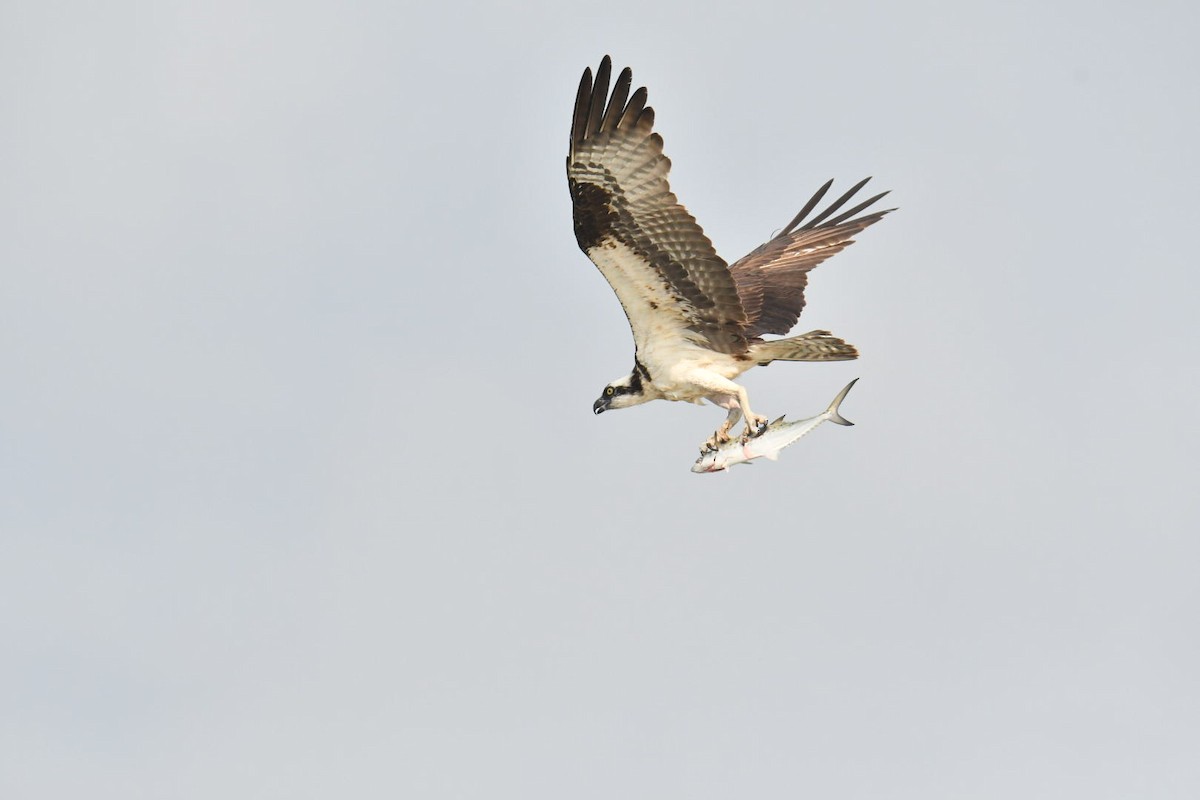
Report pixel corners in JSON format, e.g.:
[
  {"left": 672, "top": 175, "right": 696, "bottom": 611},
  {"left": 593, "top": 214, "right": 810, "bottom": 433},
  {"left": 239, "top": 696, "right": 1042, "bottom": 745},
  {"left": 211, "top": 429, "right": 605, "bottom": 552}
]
[{"left": 748, "top": 330, "right": 858, "bottom": 365}]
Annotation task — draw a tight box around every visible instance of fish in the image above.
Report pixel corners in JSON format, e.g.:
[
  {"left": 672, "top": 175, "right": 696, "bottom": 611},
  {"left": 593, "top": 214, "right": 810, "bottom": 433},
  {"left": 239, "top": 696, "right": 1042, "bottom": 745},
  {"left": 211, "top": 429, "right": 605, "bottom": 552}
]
[{"left": 691, "top": 379, "right": 858, "bottom": 473}]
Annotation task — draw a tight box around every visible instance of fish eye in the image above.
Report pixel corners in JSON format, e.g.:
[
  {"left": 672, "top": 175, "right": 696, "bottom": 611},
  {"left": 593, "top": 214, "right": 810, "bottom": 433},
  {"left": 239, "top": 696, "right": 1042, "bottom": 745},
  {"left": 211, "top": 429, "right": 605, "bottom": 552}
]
[{"left": 605, "top": 387, "right": 614, "bottom": 396}]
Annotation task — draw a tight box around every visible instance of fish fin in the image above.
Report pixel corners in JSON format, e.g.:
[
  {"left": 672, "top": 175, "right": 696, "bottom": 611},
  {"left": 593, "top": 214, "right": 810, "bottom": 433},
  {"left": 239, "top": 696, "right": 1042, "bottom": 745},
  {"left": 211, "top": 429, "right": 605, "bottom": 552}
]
[
  {"left": 762, "top": 452, "right": 780, "bottom": 461},
  {"left": 825, "top": 378, "right": 858, "bottom": 426},
  {"left": 770, "top": 415, "right": 786, "bottom": 426}
]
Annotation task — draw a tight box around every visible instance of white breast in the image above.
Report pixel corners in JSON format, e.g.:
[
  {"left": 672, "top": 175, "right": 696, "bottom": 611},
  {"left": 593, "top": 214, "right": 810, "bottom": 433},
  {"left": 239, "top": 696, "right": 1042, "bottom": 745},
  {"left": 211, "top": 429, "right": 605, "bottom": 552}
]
[{"left": 585, "top": 238, "right": 749, "bottom": 401}]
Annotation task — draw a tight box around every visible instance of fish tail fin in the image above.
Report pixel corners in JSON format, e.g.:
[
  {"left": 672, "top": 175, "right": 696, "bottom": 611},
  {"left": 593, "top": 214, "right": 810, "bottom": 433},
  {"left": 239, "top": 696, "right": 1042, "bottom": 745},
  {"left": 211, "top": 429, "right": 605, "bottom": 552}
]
[
  {"left": 825, "top": 378, "right": 858, "bottom": 426},
  {"left": 747, "top": 330, "right": 859, "bottom": 365}
]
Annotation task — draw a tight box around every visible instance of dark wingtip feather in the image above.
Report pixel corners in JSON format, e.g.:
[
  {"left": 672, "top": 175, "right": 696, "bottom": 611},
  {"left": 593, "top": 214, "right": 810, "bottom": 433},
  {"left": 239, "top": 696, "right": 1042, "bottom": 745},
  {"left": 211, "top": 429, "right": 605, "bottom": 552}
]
[
  {"left": 803, "top": 177, "right": 872, "bottom": 229},
  {"left": 780, "top": 179, "right": 834, "bottom": 237},
  {"left": 620, "top": 86, "right": 648, "bottom": 129},
  {"left": 824, "top": 190, "right": 891, "bottom": 227},
  {"left": 571, "top": 66, "right": 593, "bottom": 152},
  {"left": 601, "top": 67, "right": 632, "bottom": 131},
  {"left": 638, "top": 106, "right": 656, "bottom": 131},
  {"left": 588, "top": 57, "right": 612, "bottom": 136}
]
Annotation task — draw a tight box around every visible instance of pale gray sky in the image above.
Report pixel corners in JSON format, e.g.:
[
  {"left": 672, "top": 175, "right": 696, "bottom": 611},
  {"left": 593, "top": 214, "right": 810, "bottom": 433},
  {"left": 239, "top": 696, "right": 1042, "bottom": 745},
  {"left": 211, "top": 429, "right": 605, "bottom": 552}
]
[{"left": 3, "top": 0, "right": 1198, "bottom": 797}]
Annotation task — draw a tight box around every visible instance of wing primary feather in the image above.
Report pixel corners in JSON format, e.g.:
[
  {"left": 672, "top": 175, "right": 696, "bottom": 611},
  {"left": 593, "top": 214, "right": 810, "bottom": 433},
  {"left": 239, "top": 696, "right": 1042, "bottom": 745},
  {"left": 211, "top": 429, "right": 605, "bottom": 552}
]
[
  {"left": 570, "top": 67, "right": 593, "bottom": 156},
  {"left": 602, "top": 67, "right": 632, "bottom": 131},
  {"left": 636, "top": 106, "right": 655, "bottom": 131},
  {"left": 619, "top": 86, "right": 648, "bottom": 129},
  {"left": 823, "top": 191, "right": 892, "bottom": 227},
  {"left": 803, "top": 177, "right": 872, "bottom": 229},
  {"left": 588, "top": 56, "right": 612, "bottom": 135},
  {"left": 780, "top": 179, "right": 833, "bottom": 237}
]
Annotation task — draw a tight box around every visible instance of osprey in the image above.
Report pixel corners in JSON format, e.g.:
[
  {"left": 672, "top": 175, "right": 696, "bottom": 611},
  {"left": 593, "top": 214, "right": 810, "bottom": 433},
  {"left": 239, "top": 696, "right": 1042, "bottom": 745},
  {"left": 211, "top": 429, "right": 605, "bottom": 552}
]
[{"left": 568, "top": 56, "right": 892, "bottom": 450}]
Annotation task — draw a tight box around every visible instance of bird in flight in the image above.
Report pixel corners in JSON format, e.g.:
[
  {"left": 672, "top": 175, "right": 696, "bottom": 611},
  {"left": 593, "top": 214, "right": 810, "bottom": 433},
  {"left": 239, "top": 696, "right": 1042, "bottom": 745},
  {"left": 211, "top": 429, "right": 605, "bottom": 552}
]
[{"left": 568, "top": 56, "right": 892, "bottom": 451}]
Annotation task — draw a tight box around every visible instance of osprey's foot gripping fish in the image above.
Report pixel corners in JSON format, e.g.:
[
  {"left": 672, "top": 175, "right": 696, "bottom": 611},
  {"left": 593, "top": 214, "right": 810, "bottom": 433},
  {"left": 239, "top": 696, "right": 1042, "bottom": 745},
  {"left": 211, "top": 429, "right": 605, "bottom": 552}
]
[{"left": 691, "top": 379, "right": 858, "bottom": 473}]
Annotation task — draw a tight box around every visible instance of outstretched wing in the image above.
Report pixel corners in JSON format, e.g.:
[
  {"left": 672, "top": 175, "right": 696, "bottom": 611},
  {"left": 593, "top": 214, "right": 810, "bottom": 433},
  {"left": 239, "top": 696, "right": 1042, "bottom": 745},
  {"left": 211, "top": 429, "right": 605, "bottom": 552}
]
[
  {"left": 567, "top": 56, "right": 748, "bottom": 356},
  {"left": 731, "top": 178, "right": 893, "bottom": 339}
]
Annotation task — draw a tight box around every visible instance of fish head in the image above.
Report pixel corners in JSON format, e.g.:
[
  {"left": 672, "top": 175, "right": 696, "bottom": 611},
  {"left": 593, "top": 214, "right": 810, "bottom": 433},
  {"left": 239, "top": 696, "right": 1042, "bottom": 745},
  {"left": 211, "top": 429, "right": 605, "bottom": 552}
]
[{"left": 691, "top": 448, "right": 729, "bottom": 473}]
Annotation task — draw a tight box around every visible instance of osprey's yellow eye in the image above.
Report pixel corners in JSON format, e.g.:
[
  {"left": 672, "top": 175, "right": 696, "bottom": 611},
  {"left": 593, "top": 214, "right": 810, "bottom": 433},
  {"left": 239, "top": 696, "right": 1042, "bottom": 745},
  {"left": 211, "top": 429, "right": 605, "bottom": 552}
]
[{"left": 605, "top": 387, "right": 615, "bottom": 396}]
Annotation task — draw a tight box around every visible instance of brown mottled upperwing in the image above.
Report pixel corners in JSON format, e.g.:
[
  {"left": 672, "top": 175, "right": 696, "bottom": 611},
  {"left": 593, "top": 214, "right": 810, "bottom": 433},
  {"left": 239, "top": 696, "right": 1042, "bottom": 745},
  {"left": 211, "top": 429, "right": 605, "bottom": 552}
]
[
  {"left": 729, "top": 179, "right": 894, "bottom": 339},
  {"left": 566, "top": 56, "right": 748, "bottom": 355}
]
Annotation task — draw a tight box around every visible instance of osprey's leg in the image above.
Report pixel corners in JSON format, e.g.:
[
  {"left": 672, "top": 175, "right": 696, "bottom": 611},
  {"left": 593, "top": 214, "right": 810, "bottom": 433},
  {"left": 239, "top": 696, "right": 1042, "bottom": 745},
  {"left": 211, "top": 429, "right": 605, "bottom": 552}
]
[
  {"left": 734, "top": 384, "right": 769, "bottom": 441},
  {"left": 702, "top": 406, "right": 742, "bottom": 452},
  {"left": 696, "top": 377, "right": 767, "bottom": 452}
]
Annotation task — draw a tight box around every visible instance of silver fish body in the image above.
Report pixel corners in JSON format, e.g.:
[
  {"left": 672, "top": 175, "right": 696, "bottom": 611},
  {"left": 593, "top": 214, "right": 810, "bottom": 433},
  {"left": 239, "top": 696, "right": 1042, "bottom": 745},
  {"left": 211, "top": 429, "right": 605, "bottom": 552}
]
[{"left": 691, "top": 379, "right": 858, "bottom": 473}]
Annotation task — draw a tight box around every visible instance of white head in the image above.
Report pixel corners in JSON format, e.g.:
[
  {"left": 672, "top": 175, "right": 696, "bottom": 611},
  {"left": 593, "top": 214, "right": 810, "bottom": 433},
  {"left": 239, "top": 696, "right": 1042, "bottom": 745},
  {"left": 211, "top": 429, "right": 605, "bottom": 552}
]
[{"left": 592, "top": 363, "right": 654, "bottom": 415}]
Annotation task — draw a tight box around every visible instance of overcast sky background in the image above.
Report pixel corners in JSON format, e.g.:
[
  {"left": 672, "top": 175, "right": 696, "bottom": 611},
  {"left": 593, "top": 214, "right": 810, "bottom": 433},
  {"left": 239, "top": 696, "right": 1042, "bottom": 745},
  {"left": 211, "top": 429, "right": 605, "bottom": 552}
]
[{"left": 3, "top": 0, "right": 1198, "bottom": 797}]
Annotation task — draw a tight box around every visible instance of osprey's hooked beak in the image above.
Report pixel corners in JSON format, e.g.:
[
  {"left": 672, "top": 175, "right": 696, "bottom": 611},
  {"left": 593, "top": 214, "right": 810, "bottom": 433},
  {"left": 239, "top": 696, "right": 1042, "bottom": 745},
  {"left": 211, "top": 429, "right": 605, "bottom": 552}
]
[{"left": 593, "top": 396, "right": 609, "bottom": 415}]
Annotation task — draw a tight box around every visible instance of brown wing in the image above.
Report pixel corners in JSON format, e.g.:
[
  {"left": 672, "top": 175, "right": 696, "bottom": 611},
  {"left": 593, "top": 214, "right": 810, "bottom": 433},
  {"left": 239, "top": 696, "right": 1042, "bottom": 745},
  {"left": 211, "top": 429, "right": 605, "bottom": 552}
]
[
  {"left": 567, "top": 56, "right": 748, "bottom": 355},
  {"left": 731, "top": 178, "right": 893, "bottom": 338}
]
